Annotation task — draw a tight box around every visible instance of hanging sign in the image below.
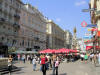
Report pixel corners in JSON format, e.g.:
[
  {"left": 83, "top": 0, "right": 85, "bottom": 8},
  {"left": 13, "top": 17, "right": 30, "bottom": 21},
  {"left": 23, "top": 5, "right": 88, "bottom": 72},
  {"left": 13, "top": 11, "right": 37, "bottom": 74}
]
[{"left": 81, "top": 21, "right": 87, "bottom": 27}]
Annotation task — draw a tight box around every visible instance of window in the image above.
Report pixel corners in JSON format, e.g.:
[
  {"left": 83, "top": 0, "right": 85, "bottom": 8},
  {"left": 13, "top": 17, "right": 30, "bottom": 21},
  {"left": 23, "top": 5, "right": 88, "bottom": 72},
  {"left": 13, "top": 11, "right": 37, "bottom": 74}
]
[
  {"left": 22, "top": 40, "right": 24, "bottom": 46},
  {"left": 10, "top": 0, "right": 13, "bottom": 4},
  {"left": 28, "top": 41, "right": 29, "bottom": 47},
  {"left": 3, "top": 26, "right": 6, "bottom": 29},
  {"left": 8, "top": 27, "right": 10, "bottom": 30},
  {"left": 14, "top": 30, "right": 17, "bottom": 32},
  {"left": 0, "top": 2, "right": 2, "bottom": 7},
  {"left": 1, "top": 37, "right": 4, "bottom": 41},
  {"left": 7, "top": 39, "right": 9, "bottom": 43},
  {"left": 12, "top": 40, "right": 16, "bottom": 45},
  {"left": 5, "top": 3, "right": 8, "bottom": 8}
]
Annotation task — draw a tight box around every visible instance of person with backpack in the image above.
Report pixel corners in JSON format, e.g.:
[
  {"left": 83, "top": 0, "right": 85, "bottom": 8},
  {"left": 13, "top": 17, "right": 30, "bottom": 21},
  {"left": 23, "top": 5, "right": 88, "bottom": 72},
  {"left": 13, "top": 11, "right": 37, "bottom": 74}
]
[{"left": 41, "top": 54, "right": 48, "bottom": 75}]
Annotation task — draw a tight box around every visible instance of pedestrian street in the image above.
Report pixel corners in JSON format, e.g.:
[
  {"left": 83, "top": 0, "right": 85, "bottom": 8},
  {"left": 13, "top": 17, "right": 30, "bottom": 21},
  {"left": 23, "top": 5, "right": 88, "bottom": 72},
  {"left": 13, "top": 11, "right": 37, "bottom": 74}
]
[{"left": 8, "top": 60, "right": 100, "bottom": 75}]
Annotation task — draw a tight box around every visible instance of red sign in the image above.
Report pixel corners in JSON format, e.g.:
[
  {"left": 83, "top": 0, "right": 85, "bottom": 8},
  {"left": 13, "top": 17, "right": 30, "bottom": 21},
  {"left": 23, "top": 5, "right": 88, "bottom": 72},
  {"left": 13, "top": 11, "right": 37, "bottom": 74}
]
[
  {"left": 86, "top": 46, "right": 93, "bottom": 50},
  {"left": 97, "top": 31, "right": 100, "bottom": 36},
  {"left": 81, "top": 21, "right": 87, "bottom": 27}
]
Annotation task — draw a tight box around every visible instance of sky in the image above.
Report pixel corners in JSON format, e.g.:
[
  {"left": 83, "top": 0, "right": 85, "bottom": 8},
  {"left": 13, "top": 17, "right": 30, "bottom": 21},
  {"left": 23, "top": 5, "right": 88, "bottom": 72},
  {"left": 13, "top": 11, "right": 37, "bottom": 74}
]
[{"left": 22, "top": 0, "right": 90, "bottom": 38}]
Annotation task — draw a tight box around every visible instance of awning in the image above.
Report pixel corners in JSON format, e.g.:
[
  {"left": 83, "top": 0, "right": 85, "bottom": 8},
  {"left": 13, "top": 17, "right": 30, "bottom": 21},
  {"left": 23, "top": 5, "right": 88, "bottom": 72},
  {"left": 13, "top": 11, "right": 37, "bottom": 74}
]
[
  {"left": 12, "top": 50, "right": 38, "bottom": 54},
  {"left": 86, "top": 46, "right": 93, "bottom": 50}
]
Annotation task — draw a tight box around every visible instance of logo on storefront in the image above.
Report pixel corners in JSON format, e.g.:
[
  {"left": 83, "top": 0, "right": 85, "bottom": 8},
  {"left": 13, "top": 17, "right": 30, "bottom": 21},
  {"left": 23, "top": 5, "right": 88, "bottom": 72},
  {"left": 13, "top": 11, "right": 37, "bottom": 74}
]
[{"left": 81, "top": 21, "right": 87, "bottom": 27}]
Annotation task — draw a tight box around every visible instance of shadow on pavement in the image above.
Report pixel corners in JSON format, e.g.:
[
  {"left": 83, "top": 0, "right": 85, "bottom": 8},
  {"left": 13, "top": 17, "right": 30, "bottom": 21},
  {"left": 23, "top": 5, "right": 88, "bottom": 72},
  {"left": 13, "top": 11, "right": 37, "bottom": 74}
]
[
  {"left": 60, "top": 73, "right": 67, "bottom": 75},
  {"left": 13, "top": 71, "right": 25, "bottom": 74},
  {"left": 49, "top": 73, "right": 67, "bottom": 75},
  {"left": 95, "top": 65, "right": 100, "bottom": 67}
]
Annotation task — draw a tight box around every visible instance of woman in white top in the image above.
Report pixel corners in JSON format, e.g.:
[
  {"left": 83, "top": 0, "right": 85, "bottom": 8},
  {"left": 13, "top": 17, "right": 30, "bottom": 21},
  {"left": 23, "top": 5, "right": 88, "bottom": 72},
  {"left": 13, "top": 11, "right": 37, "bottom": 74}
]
[{"left": 55, "top": 57, "right": 60, "bottom": 75}]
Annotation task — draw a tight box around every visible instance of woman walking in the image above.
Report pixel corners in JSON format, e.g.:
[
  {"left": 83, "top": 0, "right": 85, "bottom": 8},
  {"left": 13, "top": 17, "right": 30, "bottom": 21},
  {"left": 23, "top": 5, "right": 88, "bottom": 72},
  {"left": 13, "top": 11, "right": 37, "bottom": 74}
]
[
  {"left": 55, "top": 57, "right": 60, "bottom": 75},
  {"left": 41, "top": 54, "right": 48, "bottom": 75}
]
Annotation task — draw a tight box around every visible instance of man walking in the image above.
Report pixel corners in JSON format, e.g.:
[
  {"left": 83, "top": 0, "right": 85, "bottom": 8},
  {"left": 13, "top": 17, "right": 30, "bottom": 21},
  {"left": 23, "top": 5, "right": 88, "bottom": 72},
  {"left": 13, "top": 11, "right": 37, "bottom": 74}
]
[{"left": 32, "top": 57, "right": 37, "bottom": 71}]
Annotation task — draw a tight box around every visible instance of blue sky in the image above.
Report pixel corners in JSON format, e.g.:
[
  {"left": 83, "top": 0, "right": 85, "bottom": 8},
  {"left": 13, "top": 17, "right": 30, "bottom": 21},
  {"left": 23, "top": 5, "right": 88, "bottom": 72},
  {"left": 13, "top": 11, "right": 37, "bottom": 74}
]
[{"left": 22, "top": 0, "right": 90, "bottom": 38}]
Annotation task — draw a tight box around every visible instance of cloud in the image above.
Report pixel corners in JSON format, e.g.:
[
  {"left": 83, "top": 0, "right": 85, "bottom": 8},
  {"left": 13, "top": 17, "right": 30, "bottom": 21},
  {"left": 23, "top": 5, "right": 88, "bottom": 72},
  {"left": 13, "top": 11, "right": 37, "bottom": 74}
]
[
  {"left": 56, "top": 18, "right": 61, "bottom": 22},
  {"left": 75, "top": 0, "right": 86, "bottom": 6}
]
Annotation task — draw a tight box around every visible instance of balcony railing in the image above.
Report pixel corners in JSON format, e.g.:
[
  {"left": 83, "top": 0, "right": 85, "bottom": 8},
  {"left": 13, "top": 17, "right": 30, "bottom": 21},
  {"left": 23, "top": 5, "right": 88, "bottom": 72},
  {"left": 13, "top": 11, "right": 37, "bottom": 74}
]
[
  {"left": 14, "top": 14, "right": 20, "bottom": 19},
  {"left": 0, "top": 6, "right": 2, "bottom": 11},
  {"left": 0, "top": 18, "right": 5, "bottom": 22},
  {"left": 13, "top": 23, "right": 20, "bottom": 29},
  {"left": 34, "top": 37, "right": 39, "bottom": 41}
]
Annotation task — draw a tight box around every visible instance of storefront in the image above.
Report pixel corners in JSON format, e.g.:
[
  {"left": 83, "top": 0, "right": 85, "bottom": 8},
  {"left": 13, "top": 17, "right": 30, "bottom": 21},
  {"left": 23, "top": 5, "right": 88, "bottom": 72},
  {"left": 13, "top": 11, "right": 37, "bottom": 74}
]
[{"left": 0, "top": 42, "right": 8, "bottom": 57}]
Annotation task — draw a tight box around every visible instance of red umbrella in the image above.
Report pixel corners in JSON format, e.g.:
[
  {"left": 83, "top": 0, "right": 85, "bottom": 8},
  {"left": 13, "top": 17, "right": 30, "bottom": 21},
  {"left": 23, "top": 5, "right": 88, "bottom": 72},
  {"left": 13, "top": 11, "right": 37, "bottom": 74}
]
[
  {"left": 69, "top": 49, "right": 77, "bottom": 53},
  {"left": 39, "top": 49, "right": 56, "bottom": 54},
  {"left": 45, "top": 49, "right": 53, "bottom": 53},
  {"left": 57, "top": 48, "right": 69, "bottom": 53}
]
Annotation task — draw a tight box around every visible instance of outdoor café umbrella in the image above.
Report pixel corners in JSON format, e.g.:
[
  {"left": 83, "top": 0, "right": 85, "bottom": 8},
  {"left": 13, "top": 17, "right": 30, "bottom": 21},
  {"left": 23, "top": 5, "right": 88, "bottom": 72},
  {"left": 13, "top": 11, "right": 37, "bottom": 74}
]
[
  {"left": 39, "top": 49, "right": 53, "bottom": 53},
  {"left": 57, "top": 48, "right": 69, "bottom": 53}
]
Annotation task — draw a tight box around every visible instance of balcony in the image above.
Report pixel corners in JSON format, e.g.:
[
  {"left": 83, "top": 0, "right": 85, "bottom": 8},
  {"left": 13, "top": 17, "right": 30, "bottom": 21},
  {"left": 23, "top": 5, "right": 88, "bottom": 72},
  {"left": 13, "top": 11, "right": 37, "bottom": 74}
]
[
  {"left": 14, "top": 14, "right": 20, "bottom": 19},
  {"left": 0, "top": 18, "right": 5, "bottom": 22},
  {"left": 0, "top": 6, "right": 2, "bottom": 11},
  {"left": 13, "top": 23, "right": 20, "bottom": 29},
  {"left": 34, "top": 37, "right": 39, "bottom": 41}
]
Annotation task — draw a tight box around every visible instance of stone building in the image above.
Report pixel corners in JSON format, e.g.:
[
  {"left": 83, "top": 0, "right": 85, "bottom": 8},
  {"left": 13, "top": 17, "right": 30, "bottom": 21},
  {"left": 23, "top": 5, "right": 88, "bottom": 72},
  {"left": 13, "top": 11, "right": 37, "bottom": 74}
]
[
  {"left": 19, "top": 4, "right": 47, "bottom": 51},
  {"left": 0, "top": 0, "right": 23, "bottom": 54},
  {"left": 89, "top": 0, "right": 100, "bottom": 49},
  {"left": 64, "top": 30, "right": 72, "bottom": 49},
  {"left": 46, "top": 20, "right": 65, "bottom": 49}
]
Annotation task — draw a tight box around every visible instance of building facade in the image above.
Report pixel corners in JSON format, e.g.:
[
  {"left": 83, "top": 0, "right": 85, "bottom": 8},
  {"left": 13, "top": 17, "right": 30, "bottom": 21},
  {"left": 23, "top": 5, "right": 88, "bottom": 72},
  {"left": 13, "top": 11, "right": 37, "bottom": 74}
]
[
  {"left": 0, "top": 0, "right": 23, "bottom": 54},
  {"left": 19, "top": 4, "right": 47, "bottom": 51},
  {"left": 46, "top": 20, "right": 65, "bottom": 49},
  {"left": 64, "top": 30, "right": 72, "bottom": 49},
  {"left": 89, "top": 0, "right": 100, "bottom": 50}
]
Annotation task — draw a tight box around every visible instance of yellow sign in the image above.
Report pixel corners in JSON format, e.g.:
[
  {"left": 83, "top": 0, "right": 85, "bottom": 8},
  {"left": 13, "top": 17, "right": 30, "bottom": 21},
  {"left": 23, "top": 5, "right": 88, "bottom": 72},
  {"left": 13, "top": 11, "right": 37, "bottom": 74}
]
[{"left": 87, "top": 28, "right": 92, "bottom": 31}]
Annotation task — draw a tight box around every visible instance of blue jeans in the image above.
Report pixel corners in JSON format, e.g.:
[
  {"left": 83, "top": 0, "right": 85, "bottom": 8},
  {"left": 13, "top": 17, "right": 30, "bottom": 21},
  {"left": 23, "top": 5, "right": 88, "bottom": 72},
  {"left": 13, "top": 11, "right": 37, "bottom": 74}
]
[
  {"left": 52, "top": 66, "right": 56, "bottom": 75},
  {"left": 33, "top": 64, "right": 36, "bottom": 71},
  {"left": 98, "top": 58, "right": 100, "bottom": 64},
  {"left": 40, "top": 65, "right": 42, "bottom": 71}
]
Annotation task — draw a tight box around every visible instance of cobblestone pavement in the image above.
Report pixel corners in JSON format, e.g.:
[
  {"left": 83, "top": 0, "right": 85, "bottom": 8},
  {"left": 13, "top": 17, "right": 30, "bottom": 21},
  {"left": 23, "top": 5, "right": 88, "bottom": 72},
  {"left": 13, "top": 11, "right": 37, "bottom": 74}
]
[{"left": 6, "top": 60, "right": 100, "bottom": 75}]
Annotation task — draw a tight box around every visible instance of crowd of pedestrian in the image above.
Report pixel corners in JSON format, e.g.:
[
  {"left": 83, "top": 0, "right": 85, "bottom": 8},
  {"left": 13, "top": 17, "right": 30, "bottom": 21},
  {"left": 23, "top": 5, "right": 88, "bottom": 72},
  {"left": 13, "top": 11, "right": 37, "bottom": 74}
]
[
  {"left": 80, "top": 52, "right": 100, "bottom": 65},
  {"left": 14, "top": 54, "right": 68, "bottom": 75},
  {"left": 9, "top": 52, "right": 100, "bottom": 75}
]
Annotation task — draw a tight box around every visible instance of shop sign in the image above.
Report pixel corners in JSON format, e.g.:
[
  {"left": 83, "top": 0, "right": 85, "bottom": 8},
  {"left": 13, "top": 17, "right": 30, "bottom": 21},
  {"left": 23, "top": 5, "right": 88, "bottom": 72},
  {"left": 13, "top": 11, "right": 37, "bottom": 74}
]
[{"left": 86, "top": 24, "right": 97, "bottom": 27}]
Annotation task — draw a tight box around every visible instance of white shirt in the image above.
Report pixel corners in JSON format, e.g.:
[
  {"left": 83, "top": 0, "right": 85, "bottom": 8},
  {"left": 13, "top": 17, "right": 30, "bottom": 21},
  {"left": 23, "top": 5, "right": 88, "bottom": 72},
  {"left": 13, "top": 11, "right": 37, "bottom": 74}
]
[
  {"left": 80, "top": 54, "right": 84, "bottom": 58},
  {"left": 32, "top": 58, "right": 36, "bottom": 64}
]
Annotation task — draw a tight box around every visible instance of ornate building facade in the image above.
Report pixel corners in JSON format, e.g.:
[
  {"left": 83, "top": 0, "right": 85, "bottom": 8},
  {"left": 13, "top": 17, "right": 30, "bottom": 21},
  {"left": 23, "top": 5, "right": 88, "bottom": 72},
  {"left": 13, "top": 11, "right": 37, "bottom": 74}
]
[{"left": 19, "top": 4, "right": 47, "bottom": 51}]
